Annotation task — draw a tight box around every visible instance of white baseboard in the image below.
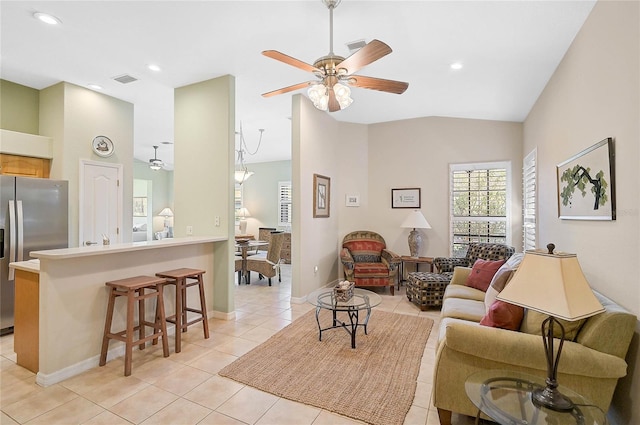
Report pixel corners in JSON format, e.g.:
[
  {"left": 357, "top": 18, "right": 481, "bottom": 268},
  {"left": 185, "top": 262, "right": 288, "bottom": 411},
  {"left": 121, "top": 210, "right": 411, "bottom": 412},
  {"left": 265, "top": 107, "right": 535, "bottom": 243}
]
[
  {"left": 36, "top": 325, "right": 178, "bottom": 387},
  {"left": 210, "top": 309, "right": 235, "bottom": 320}
]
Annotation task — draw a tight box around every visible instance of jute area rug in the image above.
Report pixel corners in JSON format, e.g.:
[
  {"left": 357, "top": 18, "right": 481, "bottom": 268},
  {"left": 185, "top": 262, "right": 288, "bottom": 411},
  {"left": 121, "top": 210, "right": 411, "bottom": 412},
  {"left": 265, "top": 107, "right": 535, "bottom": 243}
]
[{"left": 219, "top": 309, "right": 434, "bottom": 425}]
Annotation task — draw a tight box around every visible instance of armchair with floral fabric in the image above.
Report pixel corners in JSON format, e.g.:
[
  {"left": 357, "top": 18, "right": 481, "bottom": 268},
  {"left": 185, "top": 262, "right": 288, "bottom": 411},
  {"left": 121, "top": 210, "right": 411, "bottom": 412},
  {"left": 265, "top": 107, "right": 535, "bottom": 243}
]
[{"left": 340, "top": 231, "right": 401, "bottom": 295}]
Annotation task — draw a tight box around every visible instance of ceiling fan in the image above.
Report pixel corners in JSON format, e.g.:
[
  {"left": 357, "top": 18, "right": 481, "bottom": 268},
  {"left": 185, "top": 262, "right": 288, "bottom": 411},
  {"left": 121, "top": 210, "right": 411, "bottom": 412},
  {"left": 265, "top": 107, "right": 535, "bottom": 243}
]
[
  {"left": 149, "top": 145, "right": 164, "bottom": 170},
  {"left": 261, "top": 0, "right": 409, "bottom": 112}
]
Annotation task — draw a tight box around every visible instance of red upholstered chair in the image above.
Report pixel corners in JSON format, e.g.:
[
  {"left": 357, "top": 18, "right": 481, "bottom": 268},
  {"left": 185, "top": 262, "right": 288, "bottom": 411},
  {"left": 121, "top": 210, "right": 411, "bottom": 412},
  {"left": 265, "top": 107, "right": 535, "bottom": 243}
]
[{"left": 340, "top": 231, "right": 401, "bottom": 295}]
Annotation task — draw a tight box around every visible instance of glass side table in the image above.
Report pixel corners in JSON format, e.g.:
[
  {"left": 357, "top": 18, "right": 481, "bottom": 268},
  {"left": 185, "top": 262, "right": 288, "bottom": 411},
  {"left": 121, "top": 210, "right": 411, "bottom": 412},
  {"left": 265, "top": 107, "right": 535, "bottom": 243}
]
[
  {"left": 307, "top": 287, "right": 382, "bottom": 349},
  {"left": 465, "top": 370, "right": 606, "bottom": 425}
]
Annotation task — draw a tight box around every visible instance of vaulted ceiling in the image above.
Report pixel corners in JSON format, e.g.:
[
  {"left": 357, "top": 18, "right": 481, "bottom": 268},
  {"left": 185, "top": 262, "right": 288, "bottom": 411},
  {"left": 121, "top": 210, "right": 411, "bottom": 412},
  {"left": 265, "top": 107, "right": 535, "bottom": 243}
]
[{"left": 1, "top": 1, "right": 596, "bottom": 168}]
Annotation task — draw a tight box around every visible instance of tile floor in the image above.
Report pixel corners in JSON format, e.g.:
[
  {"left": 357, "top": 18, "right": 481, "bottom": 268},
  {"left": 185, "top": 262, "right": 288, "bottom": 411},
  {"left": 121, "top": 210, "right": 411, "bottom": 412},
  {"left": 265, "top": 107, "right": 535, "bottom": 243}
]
[{"left": 0, "top": 265, "right": 479, "bottom": 425}]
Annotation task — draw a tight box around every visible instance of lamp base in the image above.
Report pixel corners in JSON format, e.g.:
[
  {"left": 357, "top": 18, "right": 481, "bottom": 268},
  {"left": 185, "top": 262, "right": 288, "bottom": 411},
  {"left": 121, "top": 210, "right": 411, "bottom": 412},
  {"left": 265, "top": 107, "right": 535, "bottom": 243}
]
[
  {"left": 239, "top": 219, "right": 247, "bottom": 234},
  {"left": 532, "top": 385, "right": 575, "bottom": 412},
  {"left": 407, "top": 229, "right": 422, "bottom": 258}
]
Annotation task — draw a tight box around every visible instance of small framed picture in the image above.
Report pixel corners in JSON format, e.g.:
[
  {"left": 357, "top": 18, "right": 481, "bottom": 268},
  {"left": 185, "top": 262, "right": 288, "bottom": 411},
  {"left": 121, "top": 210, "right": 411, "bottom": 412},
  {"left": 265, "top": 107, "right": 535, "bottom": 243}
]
[
  {"left": 345, "top": 194, "right": 360, "bottom": 207},
  {"left": 133, "top": 197, "right": 148, "bottom": 217},
  {"left": 391, "top": 188, "right": 421, "bottom": 209},
  {"left": 313, "top": 174, "right": 331, "bottom": 218}
]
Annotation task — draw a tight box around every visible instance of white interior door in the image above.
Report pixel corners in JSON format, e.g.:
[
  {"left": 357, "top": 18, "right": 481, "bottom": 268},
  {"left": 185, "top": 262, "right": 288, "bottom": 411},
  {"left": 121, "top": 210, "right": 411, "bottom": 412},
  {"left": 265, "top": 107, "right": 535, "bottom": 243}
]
[{"left": 79, "top": 160, "right": 123, "bottom": 246}]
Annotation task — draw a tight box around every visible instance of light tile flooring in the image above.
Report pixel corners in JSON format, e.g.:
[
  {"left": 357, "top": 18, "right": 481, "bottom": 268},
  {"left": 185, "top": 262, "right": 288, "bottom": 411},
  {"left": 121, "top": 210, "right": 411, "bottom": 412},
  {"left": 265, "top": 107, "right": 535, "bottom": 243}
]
[{"left": 0, "top": 265, "right": 479, "bottom": 425}]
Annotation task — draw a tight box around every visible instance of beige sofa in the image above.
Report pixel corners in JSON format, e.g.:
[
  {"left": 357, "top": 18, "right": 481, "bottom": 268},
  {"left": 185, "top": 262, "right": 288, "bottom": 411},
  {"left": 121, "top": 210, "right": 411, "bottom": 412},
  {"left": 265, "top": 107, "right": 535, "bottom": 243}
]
[{"left": 434, "top": 266, "right": 637, "bottom": 425}]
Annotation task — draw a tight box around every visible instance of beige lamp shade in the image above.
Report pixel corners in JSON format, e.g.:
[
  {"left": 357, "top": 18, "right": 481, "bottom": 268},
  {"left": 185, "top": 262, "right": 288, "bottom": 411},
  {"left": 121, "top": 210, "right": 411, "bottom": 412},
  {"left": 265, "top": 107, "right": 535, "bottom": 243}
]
[
  {"left": 401, "top": 210, "right": 431, "bottom": 229},
  {"left": 237, "top": 207, "right": 251, "bottom": 218},
  {"left": 497, "top": 248, "right": 604, "bottom": 321},
  {"left": 158, "top": 207, "right": 174, "bottom": 217}
]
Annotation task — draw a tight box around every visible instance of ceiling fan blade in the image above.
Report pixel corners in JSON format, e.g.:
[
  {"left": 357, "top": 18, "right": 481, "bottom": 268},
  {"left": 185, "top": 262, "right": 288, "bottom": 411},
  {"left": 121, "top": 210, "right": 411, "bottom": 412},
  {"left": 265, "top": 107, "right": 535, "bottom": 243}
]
[
  {"left": 262, "top": 82, "right": 312, "bottom": 98},
  {"left": 336, "top": 40, "right": 392, "bottom": 75},
  {"left": 347, "top": 75, "right": 409, "bottom": 94},
  {"left": 262, "top": 50, "right": 321, "bottom": 74},
  {"left": 328, "top": 88, "right": 340, "bottom": 112}
]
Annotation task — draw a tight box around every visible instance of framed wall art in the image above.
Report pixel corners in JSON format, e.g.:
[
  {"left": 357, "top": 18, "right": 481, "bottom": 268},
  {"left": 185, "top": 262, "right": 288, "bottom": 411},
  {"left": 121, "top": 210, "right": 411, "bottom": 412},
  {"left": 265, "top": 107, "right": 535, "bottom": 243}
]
[
  {"left": 133, "top": 197, "right": 148, "bottom": 217},
  {"left": 313, "top": 174, "right": 331, "bottom": 217},
  {"left": 345, "top": 194, "right": 360, "bottom": 207},
  {"left": 557, "top": 137, "right": 615, "bottom": 220},
  {"left": 391, "top": 188, "right": 421, "bottom": 209}
]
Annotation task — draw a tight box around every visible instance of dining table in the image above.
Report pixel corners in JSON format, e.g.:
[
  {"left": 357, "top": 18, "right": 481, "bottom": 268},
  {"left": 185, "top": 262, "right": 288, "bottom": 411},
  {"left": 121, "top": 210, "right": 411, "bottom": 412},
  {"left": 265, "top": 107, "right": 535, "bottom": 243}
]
[{"left": 236, "top": 240, "right": 268, "bottom": 284}]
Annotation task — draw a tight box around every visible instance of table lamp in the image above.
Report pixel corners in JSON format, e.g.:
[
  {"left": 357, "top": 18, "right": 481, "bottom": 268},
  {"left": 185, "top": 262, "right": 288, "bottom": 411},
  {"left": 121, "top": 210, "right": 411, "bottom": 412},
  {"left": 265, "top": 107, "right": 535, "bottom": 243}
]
[
  {"left": 237, "top": 207, "right": 250, "bottom": 234},
  {"left": 159, "top": 207, "right": 174, "bottom": 237},
  {"left": 400, "top": 210, "right": 431, "bottom": 257},
  {"left": 497, "top": 243, "right": 604, "bottom": 412}
]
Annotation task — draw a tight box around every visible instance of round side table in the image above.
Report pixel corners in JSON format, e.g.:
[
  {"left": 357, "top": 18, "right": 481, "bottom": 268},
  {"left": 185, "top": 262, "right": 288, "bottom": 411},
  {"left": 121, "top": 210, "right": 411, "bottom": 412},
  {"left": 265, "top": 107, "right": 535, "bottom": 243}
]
[{"left": 465, "top": 370, "right": 606, "bottom": 425}]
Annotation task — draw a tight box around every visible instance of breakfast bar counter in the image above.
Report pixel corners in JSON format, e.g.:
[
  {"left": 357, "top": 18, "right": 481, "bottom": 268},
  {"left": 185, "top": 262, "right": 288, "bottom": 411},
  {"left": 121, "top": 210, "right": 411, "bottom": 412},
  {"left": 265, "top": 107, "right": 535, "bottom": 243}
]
[{"left": 12, "top": 236, "right": 227, "bottom": 386}]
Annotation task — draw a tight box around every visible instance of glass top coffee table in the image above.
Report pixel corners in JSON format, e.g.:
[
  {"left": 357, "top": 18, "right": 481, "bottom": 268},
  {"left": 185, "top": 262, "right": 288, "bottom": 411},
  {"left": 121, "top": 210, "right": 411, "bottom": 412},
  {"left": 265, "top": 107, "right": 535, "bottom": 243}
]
[
  {"left": 307, "top": 287, "right": 382, "bottom": 349},
  {"left": 465, "top": 370, "right": 605, "bottom": 425}
]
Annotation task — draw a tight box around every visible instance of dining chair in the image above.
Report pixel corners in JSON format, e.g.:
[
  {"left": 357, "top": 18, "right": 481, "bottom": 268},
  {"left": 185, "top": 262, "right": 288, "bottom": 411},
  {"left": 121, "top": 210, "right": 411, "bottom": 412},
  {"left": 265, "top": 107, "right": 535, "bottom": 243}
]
[{"left": 246, "top": 232, "right": 285, "bottom": 285}]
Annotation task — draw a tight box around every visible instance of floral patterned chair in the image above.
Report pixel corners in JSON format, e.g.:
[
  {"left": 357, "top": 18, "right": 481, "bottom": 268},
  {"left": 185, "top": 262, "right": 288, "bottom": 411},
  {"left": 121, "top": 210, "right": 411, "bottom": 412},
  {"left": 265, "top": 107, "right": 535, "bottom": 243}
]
[
  {"left": 406, "top": 242, "right": 515, "bottom": 310},
  {"left": 340, "top": 231, "right": 401, "bottom": 295}
]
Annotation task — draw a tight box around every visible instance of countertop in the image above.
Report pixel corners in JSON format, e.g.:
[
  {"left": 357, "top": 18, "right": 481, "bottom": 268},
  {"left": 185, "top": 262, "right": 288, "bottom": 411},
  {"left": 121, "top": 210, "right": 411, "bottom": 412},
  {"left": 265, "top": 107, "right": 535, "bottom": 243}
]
[
  {"left": 9, "top": 259, "right": 40, "bottom": 273},
  {"left": 30, "top": 236, "right": 227, "bottom": 260}
]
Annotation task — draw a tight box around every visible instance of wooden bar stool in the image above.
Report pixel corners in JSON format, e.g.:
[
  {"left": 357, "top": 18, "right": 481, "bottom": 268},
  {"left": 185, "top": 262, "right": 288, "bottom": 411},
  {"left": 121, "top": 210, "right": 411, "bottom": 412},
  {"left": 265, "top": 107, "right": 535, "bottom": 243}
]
[
  {"left": 99, "top": 275, "right": 169, "bottom": 376},
  {"left": 155, "top": 268, "right": 209, "bottom": 353}
]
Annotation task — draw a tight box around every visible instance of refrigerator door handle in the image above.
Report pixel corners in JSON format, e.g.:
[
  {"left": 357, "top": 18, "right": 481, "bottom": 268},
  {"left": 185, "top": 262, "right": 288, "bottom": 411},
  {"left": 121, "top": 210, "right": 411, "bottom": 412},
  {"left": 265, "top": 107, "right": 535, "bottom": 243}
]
[
  {"left": 8, "top": 200, "right": 16, "bottom": 281},
  {"left": 16, "top": 200, "right": 24, "bottom": 263}
]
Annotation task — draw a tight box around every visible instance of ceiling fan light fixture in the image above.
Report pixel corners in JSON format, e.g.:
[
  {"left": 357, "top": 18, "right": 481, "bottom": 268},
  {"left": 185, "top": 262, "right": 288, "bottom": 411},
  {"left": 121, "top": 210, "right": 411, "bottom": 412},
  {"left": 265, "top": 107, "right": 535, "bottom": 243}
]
[
  {"left": 308, "top": 84, "right": 329, "bottom": 111},
  {"left": 333, "top": 83, "right": 353, "bottom": 110},
  {"left": 149, "top": 145, "right": 164, "bottom": 170}
]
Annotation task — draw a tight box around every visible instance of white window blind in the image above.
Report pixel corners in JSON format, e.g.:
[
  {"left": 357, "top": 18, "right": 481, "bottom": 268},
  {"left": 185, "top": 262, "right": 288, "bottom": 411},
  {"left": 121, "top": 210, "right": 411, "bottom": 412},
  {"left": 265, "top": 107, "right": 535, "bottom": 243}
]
[
  {"left": 234, "top": 183, "right": 242, "bottom": 224},
  {"left": 449, "top": 161, "right": 511, "bottom": 257},
  {"left": 278, "top": 181, "right": 292, "bottom": 226},
  {"left": 523, "top": 149, "right": 537, "bottom": 251}
]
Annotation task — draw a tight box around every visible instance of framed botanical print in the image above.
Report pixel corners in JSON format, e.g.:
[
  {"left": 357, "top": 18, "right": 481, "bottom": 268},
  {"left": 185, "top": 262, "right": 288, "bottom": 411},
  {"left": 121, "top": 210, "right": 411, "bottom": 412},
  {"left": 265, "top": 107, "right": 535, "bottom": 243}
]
[
  {"left": 313, "top": 174, "right": 330, "bottom": 218},
  {"left": 557, "top": 138, "right": 615, "bottom": 220}
]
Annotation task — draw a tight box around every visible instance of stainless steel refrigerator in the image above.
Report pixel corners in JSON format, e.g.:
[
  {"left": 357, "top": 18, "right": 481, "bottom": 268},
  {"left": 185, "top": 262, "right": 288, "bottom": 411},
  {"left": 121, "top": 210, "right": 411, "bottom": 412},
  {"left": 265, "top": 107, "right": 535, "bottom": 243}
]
[{"left": 1, "top": 176, "right": 68, "bottom": 335}]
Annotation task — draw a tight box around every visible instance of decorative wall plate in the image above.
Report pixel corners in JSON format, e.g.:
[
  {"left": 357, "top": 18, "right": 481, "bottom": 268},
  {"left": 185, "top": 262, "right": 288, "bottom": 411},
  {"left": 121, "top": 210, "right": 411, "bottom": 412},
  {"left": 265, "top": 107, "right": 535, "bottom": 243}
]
[{"left": 92, "top": 135, "right": 114, "bottom": 157}]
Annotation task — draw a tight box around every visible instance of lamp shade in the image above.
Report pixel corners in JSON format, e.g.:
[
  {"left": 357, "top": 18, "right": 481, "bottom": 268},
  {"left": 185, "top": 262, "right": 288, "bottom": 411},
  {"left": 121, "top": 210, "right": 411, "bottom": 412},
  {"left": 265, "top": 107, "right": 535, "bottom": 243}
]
[
  {"left": 401, "top": 210, "right": 431, "bottom": 229},
  {"left": 235, "top": 170, "right": 254, "bottom": 184},
  {"left": 237, "top": 207, "right": 251, "bottom": 218},
  {"left": 497, "top": 248, "right": 604, "bottom": 321},
  {"left": 158, "top": 207, "right": 174, "bottom": 217}
]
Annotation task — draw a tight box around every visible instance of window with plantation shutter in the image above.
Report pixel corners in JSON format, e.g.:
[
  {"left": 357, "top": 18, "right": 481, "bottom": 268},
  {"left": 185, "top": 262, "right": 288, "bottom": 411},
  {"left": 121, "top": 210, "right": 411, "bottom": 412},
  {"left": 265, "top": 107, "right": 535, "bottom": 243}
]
[
  {"left": 278, "top": 181, "right": 292, "bottom": 226},
  {"left": 523, "top": 149, "right": 537, "bottom": 251},
  {"left": 449, "top": 161, "right": 511, "bottom": 257}
]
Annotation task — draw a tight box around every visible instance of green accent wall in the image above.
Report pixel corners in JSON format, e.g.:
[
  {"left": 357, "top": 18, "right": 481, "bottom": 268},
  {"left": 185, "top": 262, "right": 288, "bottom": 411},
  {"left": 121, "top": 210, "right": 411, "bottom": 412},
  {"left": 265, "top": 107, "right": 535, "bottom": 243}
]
[{"left": 0, "top": 79, "right": 39, "bottom": 134}]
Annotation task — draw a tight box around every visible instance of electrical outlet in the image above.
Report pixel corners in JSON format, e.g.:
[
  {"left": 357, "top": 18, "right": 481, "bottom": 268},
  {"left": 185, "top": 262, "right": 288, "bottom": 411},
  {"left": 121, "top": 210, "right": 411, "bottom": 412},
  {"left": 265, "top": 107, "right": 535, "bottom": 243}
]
[
  {"left": 186, "top": 225, "right": 193, "bottom": 235},
  {"left": 215, "top": 216, "right": 220, "bottom": 226}
]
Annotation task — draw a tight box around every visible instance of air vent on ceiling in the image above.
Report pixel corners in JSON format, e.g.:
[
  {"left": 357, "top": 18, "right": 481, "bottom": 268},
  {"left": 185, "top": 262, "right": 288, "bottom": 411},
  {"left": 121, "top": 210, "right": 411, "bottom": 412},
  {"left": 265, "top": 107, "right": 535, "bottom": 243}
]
[
  {"left": 112, "top": 74, "right": 138, "bottom": 84},
  {"left": 346, "top": 39, "right": 366, "bottom": 53}
]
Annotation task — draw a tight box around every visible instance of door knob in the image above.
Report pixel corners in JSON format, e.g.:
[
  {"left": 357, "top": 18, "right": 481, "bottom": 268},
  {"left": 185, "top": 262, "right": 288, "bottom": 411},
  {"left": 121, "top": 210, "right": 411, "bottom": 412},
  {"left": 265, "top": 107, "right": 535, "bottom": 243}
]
[{"left": 85, "top": 241, "right": 98, "bottom": 246}]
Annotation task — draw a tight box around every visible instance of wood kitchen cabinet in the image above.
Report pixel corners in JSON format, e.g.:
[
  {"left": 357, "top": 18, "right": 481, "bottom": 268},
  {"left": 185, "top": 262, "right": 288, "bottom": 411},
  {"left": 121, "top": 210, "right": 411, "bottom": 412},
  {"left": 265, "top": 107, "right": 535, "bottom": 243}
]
[
  {"left": 14, "top": 269, "right": 40, "bottom": 373},
  {"left": 0, "top": 154, "right": 50, "bottom": 178}
]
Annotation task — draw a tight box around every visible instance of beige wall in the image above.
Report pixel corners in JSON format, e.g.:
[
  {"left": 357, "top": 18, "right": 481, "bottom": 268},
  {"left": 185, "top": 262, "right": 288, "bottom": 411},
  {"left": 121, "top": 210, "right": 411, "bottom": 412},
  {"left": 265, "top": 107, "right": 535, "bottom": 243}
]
[
  {"left": 174, "top": 75, "right": 235, "bottom": 314},
  {"left": 241, "top": 159, "right": 291, "bottom": 236},
  {"left": 292, "top": 95, "right": 342, "bottom": 298},
  {"left": 39, "top": 82, "right": 134, "bottom": 246},
  {"left": 368, "top": 116, "right": 523, "bottom": 258},
  {"left": 0, "top": 79, "right": 39, "bottom": 134},
  {"left": 523, "top": 1, "right": 639, "bottom": 423}
]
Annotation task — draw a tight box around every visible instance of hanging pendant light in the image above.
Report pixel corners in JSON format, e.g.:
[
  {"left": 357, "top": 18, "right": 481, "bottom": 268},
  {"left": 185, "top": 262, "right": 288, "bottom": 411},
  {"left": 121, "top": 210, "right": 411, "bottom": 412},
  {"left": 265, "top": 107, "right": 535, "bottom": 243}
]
[
  {"left": 149, "top": 145, "right": 164, "bottom": 170},
  {"left": 235, "top": 123, "right": 264, "bottom": 184}
]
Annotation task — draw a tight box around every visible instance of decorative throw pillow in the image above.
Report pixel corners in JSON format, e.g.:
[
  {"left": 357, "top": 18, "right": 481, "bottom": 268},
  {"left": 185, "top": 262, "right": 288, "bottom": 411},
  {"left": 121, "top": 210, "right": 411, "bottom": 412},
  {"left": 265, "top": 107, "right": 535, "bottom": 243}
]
[
  {"left": 480, "top": 300, "right": 525, "bottom": 330},
  {"left": 484, "top": 268, "right": 513, "bottom": 313},
  {"left": 483, "top": 253, "right": 525, "bottom": 313},
  {"left": 466, "top": 259, "right": 505, "bottom": 292},
  {"left": 520, "top": 310, "right": 586, "bottom": 341}
]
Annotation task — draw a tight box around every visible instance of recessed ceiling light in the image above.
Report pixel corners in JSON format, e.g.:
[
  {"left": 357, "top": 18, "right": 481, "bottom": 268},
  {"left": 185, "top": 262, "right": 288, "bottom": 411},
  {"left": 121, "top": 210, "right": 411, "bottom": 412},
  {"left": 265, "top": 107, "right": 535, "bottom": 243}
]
[
  {"left": 147, "top": 64, "right": 161, "bottom": 72},
  {"left": 450, "top": 62, "right": 463, "bottom": 70},
  {"left": 88, "top": 84, "right": 103, "bottom": 90},
  {"left": 33, "top": 12, "right": 61, "bottom": 25}
]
